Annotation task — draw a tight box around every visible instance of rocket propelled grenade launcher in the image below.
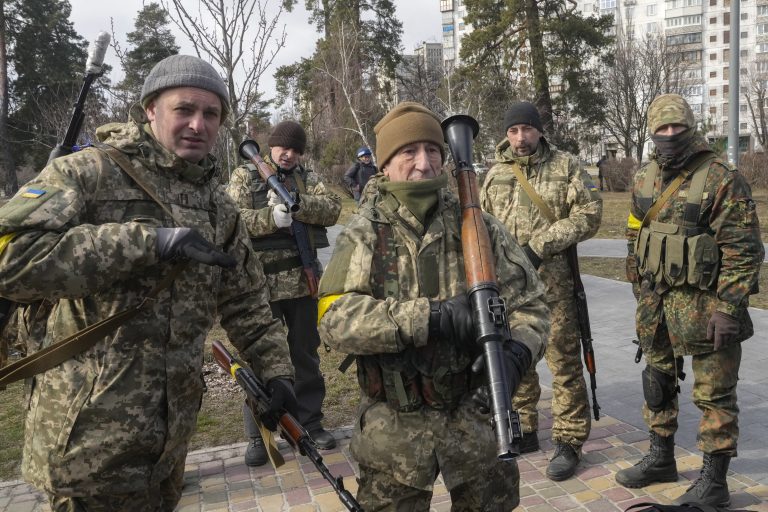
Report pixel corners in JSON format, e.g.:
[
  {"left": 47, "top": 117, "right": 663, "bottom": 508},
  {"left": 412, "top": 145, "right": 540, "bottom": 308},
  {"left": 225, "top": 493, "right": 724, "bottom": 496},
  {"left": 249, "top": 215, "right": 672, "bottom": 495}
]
[{"left": 238, "top": 140, "right": 300, "bottom": 212}]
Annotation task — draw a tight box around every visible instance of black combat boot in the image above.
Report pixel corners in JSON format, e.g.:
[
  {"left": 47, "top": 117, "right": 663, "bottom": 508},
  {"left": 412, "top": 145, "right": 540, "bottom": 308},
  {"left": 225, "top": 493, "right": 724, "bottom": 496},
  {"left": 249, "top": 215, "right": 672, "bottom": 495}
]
[
  {"left": 615, "top": 431, "right": 678, "bottom": 488},
  {"left": 244, "top": 436, "right": 268, "bottom": 467},
  {"left": 676, "top": 453, "right": 731, "bottom": 508},
  {"left": 546, "top": 442, "right": 581, "bottom": 481},
  {"left": 519, "top": 431, "right": 540, "bottom": 454}
]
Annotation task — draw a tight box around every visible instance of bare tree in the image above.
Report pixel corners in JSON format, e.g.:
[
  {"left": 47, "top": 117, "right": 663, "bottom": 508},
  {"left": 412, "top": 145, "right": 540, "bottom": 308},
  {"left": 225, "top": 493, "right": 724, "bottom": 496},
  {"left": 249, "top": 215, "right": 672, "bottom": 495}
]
[
  {"left": 600, "top": 30, "right": 690, "bottom": 162},
  {"left": 159, "top": 0, "right": 289, "bottom": 169},
  {"left": 744, "top": 63, "right": 768, "bottom": 150}
]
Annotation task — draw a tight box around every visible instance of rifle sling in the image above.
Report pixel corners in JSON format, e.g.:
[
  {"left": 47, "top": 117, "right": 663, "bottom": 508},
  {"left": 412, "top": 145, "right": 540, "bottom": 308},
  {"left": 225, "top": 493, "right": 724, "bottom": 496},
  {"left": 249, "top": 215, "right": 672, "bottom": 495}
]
[{"left": 0, "top": 146, "right": 187, "bottom": 386}]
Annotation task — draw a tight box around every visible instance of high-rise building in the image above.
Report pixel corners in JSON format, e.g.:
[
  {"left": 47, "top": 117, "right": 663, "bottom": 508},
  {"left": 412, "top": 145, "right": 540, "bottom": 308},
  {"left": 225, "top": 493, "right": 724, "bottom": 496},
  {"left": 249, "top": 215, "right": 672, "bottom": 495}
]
[{"left": 440, "top": 0, "right": 471, "bottom": 68}]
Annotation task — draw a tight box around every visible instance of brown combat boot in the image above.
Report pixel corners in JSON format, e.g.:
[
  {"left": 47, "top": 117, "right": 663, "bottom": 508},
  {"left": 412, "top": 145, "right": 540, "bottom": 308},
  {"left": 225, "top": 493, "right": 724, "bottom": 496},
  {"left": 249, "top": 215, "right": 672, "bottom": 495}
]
[{"left": 615, "top": 431, "right": 678, "bottom": 488}]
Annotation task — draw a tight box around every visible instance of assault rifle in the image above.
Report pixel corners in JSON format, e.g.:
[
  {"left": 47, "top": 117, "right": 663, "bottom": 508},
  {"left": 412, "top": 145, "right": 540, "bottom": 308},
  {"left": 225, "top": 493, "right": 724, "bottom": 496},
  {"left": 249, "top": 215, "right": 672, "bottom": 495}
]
[
  {"left": 211, "top": 341, "right": 363, "bottom": 511},
  {"left": 565, "top": 246, "right": 601, "bottom": 421},
  {"left": 442, "top": 114, "right": 522, "bottom": 460},
  {"left": 238, "top": 140, "right": 319, "bottom": 297},
  {"left": 48, "top": 31, "right": 110, "bottom": 162}
]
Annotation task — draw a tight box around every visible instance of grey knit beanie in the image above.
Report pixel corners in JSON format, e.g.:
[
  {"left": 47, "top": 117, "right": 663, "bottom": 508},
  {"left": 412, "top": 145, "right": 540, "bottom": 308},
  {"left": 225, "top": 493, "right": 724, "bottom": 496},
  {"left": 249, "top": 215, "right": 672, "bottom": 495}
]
[
  {"left": 140, "top": 55, "right": 230, "bottom": 122},
  {"left": 503, "top": 101, "right": 543, "bottom": 132}
]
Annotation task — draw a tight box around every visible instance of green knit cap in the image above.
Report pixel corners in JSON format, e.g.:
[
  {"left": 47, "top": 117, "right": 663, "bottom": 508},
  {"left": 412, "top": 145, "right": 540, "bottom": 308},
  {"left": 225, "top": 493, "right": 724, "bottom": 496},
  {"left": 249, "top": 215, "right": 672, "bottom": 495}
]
[{"left": 374, "top": 102, "right": 445, "bottom": 168}]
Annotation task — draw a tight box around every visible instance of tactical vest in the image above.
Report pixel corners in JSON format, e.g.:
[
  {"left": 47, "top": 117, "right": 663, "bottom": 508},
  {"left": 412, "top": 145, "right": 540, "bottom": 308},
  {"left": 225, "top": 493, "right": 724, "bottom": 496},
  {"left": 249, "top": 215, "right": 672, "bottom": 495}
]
[
  {"left": 634, "top": 154, "right": 720, "bottom": 291},
  {"left": 245, "top": 163, "right": 330, "bottom": 252},
  {"left": 354, "top": 198, "right": 479, "bottom": 412}
]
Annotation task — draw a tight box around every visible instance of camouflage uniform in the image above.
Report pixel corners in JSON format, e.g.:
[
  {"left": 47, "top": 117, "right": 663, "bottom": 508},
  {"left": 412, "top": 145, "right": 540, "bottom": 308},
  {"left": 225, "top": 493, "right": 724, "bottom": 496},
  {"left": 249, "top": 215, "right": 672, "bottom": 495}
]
[
  {"left": 626, "top": 109, "right": 763, "bottom": 457},
  {"left": 480, "top": 138, "right": 602, "bottom": 447},
  {"left": 0, "top": 119, "right": 292, "bottom": 510},
  {"left": 226, "top": 156, "right": 340, "bottom": 430},
  {"left": 317, "top": 180, "right": 549, "bottom": 509}
]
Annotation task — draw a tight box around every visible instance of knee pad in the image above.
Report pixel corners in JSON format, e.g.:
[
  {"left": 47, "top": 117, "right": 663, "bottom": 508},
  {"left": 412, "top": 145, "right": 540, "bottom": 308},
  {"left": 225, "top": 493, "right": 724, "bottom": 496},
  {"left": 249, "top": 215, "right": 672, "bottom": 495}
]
[{"left": 642, "top": 365, "right": 677, "bottom": 412}]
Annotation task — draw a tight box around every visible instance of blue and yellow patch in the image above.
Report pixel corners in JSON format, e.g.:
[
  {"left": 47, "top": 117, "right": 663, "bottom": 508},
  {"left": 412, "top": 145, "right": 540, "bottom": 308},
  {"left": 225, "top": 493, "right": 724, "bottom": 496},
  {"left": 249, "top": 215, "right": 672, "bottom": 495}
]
[
  {"left": 21, "top": 188, "right": 46, "bottom": 199},
  {"left": 586, "top": 183, "right": 598, "bottom": 191}
]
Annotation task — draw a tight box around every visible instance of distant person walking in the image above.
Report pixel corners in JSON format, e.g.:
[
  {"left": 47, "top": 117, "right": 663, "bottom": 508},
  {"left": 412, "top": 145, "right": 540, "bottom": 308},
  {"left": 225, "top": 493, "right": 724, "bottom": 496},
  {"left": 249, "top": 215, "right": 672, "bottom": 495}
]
[
  {"left": 618, "top": 94, "right": 763, "bottom": 508},
  {"left": 344, "top": 146, "right": 378, "bottom": 203}
]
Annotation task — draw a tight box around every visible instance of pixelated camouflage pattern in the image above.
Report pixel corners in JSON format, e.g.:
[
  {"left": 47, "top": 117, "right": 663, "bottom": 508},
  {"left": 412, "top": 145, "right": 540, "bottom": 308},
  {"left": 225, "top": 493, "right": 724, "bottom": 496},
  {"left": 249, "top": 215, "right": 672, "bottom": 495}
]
[
  {"left": 627, "top": 143, "right": 763, "bottom": 355},
  {"left": 512, "top": 298, "right": 590, "bottom": 446},
  {"left": 647, "top": 94, "right": 696, "bottom": 134},
  {"left": 0, "top": 120, "right": 292, "bottom": 498},
  {"left": 642, "top": 341, "right": 741, "bottom": 456},
  {"left": 480, "top": 138, "right": 601, "bottom": 444},
  {"left": 226, "top": 155, "right": 341, "bottom": 301},
  {"left": 317, "top": 180, "right": 549, "bottom": 492},
  {"left": 354, "top": 397, "right": 520, "bottom": 509}
]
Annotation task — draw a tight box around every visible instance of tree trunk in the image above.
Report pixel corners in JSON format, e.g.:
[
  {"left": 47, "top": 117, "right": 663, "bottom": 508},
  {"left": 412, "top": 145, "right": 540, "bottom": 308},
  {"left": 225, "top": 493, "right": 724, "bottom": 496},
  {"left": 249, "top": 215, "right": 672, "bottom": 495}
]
[
  {"left": 524, "top": 0, "right": 553, "bottom": 135},
  {"left": 0, "top": 0, "right": 17, "bottom": 196}
]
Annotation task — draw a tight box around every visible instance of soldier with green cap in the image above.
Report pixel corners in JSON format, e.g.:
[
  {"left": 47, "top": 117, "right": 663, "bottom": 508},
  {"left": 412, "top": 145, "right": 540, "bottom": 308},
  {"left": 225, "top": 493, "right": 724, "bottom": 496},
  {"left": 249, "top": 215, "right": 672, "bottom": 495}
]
[
  {"left": 226, "top": 120, "right": 341, "bottom": 466},
  {"left": 0, "top": 54, "right": 297, "bottom": 511},
  {"left": 616, "top": 93, "right": 763, "bottom": 508},
  {"left": 316, "top": 101, "right": 550, "bottom": 510},
  {"left": 480, "top": 101, "right": 603, "bottom": 481}
]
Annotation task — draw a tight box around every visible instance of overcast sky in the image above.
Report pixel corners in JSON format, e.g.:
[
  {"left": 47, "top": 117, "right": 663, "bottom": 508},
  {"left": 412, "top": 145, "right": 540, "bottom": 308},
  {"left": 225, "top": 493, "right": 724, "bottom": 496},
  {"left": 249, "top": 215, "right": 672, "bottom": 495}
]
[{"left": 67, "top": 0, "right": 442, "bottom": 105}]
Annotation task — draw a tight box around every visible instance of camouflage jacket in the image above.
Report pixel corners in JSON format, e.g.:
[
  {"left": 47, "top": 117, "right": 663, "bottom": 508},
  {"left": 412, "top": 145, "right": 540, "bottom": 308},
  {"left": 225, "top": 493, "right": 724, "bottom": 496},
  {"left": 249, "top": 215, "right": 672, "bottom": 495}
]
[
  {"left": 480, "top": 139, "right": 602, "bottom": 301},
  {"left": 226, "top": 157, "right": 341, "bottom": 300},
  {"left": 317, "top": 180, "right": 549, "bottom": 366},
  {"left": 0, "top": 120, "right": 292, "bottom": 495},
  {"left": 626, "top": 141, "right": 763, "bottom": 354}
]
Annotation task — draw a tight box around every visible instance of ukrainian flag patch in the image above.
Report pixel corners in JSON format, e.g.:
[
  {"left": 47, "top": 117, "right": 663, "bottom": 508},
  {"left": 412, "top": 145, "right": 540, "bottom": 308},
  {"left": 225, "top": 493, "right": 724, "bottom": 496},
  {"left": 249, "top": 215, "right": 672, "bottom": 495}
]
[
  {"left": 21, "top": 188, "right": 46, "bottom": 199},
  {"left": 586, "top": 183, "right": 597, "bottom": 190}
]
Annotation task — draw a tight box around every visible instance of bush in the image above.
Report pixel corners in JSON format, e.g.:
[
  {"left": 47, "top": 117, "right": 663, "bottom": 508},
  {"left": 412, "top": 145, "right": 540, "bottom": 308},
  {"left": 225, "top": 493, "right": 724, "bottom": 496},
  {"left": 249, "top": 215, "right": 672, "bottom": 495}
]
[
  {"left": 736, "top": 153, "right": 768, "bottom": 189},
  {"left": 601, "top": 157, "right": 638, "bottom": 192}
]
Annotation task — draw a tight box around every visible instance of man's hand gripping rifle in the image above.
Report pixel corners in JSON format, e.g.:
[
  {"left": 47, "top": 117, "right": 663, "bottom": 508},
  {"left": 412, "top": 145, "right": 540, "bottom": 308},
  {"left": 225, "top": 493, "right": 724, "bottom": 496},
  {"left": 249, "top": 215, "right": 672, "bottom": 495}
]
[
  {"left": 441, "top": 115, "right": 523, "bottom": 460},
  {"left": 211, "top": 341, "right": 363, "bottom": 511},
  {"left": 238, "top": 140, "right": 320, "bottom": 297}
]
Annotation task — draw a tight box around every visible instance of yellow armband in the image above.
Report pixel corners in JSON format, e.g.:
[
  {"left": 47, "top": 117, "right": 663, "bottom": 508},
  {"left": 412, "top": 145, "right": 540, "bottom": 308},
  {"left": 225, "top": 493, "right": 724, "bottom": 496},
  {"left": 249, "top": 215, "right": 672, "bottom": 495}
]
[
  {"left": 0, "top": 233, "right": 17, "bottom": 255},
  {"left": 317, "top": 294, "right": 344, "bottom": 324},
  {"left": 627, "top": 212, "right": 642, "bottom": 231}
]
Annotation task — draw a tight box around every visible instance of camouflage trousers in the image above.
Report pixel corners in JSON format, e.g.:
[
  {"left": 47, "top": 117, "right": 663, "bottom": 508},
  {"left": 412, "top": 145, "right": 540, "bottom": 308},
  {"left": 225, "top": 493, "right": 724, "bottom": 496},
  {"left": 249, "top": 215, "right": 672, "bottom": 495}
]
[
  {"left": 46, "top": 460, "right": 184, "bottom": 512},
  {"left": 512, "top": 297, "right": 591, "bottom": 446},
  {"left": 642, "top": 328, "right": 741, "bottom": 456},
  {"left": 350, "top": 396, "right": 520, "bottom": 511}
]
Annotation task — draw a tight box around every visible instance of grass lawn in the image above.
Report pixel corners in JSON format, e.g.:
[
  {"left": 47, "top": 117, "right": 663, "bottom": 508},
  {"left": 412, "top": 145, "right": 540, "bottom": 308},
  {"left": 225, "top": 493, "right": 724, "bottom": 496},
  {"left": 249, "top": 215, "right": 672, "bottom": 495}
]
[{"left": 1, "top": 187, "right": 765, "bottom": 481}]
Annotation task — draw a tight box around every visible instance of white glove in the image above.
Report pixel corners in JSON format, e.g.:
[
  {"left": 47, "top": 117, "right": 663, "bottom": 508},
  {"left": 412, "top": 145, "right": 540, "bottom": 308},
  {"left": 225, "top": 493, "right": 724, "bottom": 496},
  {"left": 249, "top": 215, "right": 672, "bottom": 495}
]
[
  {"left": 267, "top": 189, "right": 281, "bottom": 207},
  {"left": 272, "top": 203, "right": 293, "bottom": 228}
]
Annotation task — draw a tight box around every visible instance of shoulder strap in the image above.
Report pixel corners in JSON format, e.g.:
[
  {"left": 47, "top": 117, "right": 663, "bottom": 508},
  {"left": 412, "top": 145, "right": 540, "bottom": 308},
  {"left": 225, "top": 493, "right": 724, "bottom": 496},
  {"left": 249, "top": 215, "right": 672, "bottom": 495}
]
[
  {"left": 0, "top": 265, "right": 185, "bottom": 387},
  {"left": 510, "top": 163, "right": 558, "bottom": 224},
  {"left": 95, "top": 145, "right": 184, "bottom": 227}
]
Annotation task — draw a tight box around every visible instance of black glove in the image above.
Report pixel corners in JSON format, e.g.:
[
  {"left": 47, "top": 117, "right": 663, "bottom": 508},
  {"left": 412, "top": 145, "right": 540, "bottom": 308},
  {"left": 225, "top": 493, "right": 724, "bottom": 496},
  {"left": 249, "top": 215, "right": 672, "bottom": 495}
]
[
  {"left": 522, "top": 245, "right": 542, "bottom": 270},
  {"left": 155, "top": 227, "right": 236, "bottom": 268},
  {"left": 428, "top": 294, "right": 475, "bottom": 348},
  {"left": 706, "top": 311, "right": 741, "bottom": 351},
  {"left": 470, "top": 340, "right": 532, "bottom": 411},
  {"left": 260, "top": 378, "right": 299, "bottom": 431}
]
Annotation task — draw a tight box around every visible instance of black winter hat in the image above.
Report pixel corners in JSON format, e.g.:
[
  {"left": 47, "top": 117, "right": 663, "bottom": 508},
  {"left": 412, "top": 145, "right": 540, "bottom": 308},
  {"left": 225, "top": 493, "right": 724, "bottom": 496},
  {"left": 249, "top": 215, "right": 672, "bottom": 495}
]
[
  {"left": 503, "top": 102, "right": 543, "bottom": 132},
  {"left": 268, "top": 121, "right": 307, "bottom": 154}
]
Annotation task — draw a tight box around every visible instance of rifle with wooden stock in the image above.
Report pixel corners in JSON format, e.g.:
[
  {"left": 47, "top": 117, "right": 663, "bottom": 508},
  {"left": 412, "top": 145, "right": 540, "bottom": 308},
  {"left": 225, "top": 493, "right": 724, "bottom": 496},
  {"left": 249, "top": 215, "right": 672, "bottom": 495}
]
[
  {"left": 441, "top": 114, "right": 522, "bottom": 460},
  {"left": 211, "top": 340, "right": 363, "bottom": 511},
  {"left": 565, "top": 246, "right": 601, "bottom": 421},
  {"left": 238, "top": 140, "right": 320, "bottom": 297}
]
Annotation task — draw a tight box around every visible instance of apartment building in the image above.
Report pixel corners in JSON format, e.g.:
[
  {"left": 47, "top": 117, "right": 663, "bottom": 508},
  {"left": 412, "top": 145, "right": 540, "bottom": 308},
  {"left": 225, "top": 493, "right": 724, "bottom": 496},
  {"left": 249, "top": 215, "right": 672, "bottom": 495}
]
[
  {"left": 440, "top": 0, "right": 470, "bottom": 68},
  {"left": 582, "top": 0, "right": 758, "bottom": 152}
]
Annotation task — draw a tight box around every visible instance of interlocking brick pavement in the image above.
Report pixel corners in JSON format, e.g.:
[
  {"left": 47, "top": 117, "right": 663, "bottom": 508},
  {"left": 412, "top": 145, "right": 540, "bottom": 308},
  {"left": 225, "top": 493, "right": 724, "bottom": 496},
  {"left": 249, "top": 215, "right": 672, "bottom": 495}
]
[{"left": 2, "top": 388, "right": 766, "bottom": 511}]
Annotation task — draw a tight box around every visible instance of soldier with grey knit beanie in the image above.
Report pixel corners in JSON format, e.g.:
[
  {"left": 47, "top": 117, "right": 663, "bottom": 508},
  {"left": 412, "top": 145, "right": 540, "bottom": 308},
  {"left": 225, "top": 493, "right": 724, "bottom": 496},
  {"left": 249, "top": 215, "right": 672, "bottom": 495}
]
[
  {"left": 480, "top": 100, "right": 603, "bottom": 482},
  {"left": 0, "top": 53, "right": 297, "bottom": 511},
  {"left": 226, "top": 118, "right": 342, "bottom": 466}
]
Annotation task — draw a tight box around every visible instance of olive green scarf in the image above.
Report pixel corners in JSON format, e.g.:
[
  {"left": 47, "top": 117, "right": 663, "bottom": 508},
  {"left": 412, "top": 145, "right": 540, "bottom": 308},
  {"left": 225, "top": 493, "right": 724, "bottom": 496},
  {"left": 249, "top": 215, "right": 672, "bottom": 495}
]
[{"left": 379, "top": 174, "right": 448, "bottom": 226}]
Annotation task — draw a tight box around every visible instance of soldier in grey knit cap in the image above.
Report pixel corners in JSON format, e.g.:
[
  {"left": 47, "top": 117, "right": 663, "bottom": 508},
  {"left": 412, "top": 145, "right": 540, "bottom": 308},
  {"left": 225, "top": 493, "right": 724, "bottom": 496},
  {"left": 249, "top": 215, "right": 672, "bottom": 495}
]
[{"left": 0, "top": 54, "right": 297, "bottom": 511}]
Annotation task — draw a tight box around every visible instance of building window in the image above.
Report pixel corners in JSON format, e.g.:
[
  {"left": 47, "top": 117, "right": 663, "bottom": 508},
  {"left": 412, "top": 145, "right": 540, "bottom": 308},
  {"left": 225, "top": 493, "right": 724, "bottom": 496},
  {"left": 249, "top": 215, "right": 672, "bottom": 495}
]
[
  {"left": 758, "top": 43, "right": 768, "bottom": 53},
  {"left": 710, "top": 34, "right": 717, "bottom": 42},
  {"left": 741, "top": 122, "right": 748, "bottom": 130},
  {"left": 600, "top": 0, "right": 616, "bottom": 8},
  {"left": 724, "top": 85, "right": 730, "bottom": 95},
  {"left": 710, "top": 106, "right": 717, "bottom": 115},
  {"left": 724, "top": 30, "right": 730, "bottom": 43},
  {"left": 710, "top": 88, "right": 717, "bottom": 96},
  {"left": 666, "top": 14, "right": 702, "bottom": 27},
  {"left": 710, "top": 0, "right": 716, "bottom": 5},
  {"left": 757, "top": 60, "right": 768, "bottom": 71},
  {"left": 685, "top": 84, "right": 704, "bottom": 95},
  {"left": 759, "top": 5, "right": 768, "bottom": 15},
  {"left": 646, "top": 22, "right": 659, "bottom": 33},
  {"left": 724, "top": 12, "right": 730, "bottom": 24},
  {"left": 667, "top": 32, "right": 702, "bottom": 45},
  {"left": 710, "top": 52, "right": 717, "bottom": 60},
  {"left": 710, "top": 70, "right": 717, "bottom": 77},
  {"left": 724, "top": 49, "right": 730, "bottom": 60},
  {"left": 722, "top": 103, "right": 729, "bottom": 114},
  {"left": 741, "top": 104, "right": 748, "bottom": 112},
  {"left": 742, "top": 31, "right": 749, "bottom": 38},
  {"left": 682, "top": 50, "right": 702, "bottom": 61},
  {"left": 741, "top": 49, "right": 749, "bottom": 57},
  {"left": 742, "top": 12, "right": 748, "bottom": 20},
  {"left": 647, "top": 4, "right": 657, "bottom": 15},
  {"left": 440, "top": 0, "right": 453, "bottom": 11},
  {"left": 710, "top": 16, "right": 717, "bottom": 23},
  {"left": 689, "top": 103, "right": 703, "bottom": 114},
  {"left": 724, "top": 66, "right": 729, "bottom": 77},
  {"left": 667, "top": 0, "right": 702, "bottom": 6}
]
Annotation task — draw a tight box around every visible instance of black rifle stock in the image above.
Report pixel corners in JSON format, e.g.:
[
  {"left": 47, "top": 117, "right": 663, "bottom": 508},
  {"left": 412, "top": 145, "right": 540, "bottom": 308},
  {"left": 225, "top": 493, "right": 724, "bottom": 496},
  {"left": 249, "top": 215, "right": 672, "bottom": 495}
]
[
  {"left": 442, "top": 114, "right": 521, "bottom": 460},
  {"left": 48, "top": 31, "right": 110, "bottom": 163},
  {"left": 238, "top": 140, "right": 319, "bottom": 297},
  {"left": 565, "top": 246, "right": 601, "bottom": 421},
  {"left": 211, "top": 341, "right": 363, "bottom": 511}
]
